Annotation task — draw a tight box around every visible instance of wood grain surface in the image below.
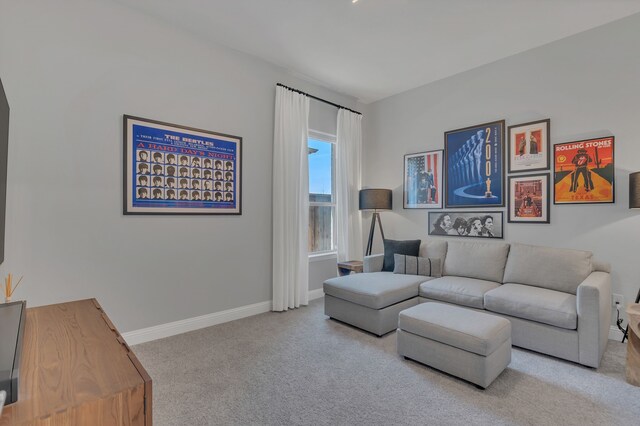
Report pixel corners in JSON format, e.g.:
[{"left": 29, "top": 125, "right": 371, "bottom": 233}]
[
  {"left": 0, "top": 299, "right": 151, "bottom": 425},
  {"left": 626, "top": 303, "right": 640, "bottom": 387},
  {"left": 337, "top": 260, "right": 363, "bottom": 276}
]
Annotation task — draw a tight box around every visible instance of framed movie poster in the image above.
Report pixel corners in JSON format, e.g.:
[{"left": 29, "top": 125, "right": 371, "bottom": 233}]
[
  {"left": 124, "top": 115, "right": 242, "bottom": 215},
  {"left": 445, "top": 120, "right": 505, "bottom": 208},
  {"left": 507, "top": 119, "right": 550, "bottom": 173},
  {"left": 428, "top": 211, "right": 503, "bottom": 239},
  {"left": 508, "top": 173, "right": 550, "bottom": 223},
  {"left": 404, "top": 150, "right": 443, "bottom": 209},
  {"left": 554, "top": 136, "right": 614, "bottom": 204}
]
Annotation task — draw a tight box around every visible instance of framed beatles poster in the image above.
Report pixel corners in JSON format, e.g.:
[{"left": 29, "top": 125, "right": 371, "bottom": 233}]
[
  {"left": 508, "top": 173, "right": 550, "bottom": 223},
  {"left": 444, "top": 120, "right": 505, "bottom": 208},
  {"left": 404, "top": 150, "right": 443, "bottom": 209},
  {"left": 428, "top": 211, "right": 503, "bottom": 239},
  {"left": 553, "top": 136, "right": 614, "bottom": 204},
  {"left": 124, "top": 115, "right": 242, "bottom": 215},
  {"left": 507, "top": 119, "right": 550, "bottom": 173}
]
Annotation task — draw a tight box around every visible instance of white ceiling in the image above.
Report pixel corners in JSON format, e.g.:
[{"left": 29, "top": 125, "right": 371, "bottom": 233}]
[{"left": 114, "top": 0, "right": 640, "bottom": 104}]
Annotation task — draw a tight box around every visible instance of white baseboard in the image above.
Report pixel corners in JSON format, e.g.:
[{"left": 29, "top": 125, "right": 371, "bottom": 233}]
[
  {"left": 308, "top": 288, "right": 325, "bottom": 301},
  {"left": 124, "top": 292, "right": 624, "bottom": 346},
  {"left": 123, "top": 300, "right": 272, "bottom": 346},
  {"left": 609, "top": 325, "right": 625, "bottom": 342},
  {"left": 123, "top": 289, "right": 325, "bottom": 346}
]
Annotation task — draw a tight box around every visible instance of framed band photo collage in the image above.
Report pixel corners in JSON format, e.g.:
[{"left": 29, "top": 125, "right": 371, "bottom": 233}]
[
  {"left": 124, "top": 115, "right": 242, "bottom": 215},
  {"left": 428, "top": 211, "right": 504, "bottom": 239}
]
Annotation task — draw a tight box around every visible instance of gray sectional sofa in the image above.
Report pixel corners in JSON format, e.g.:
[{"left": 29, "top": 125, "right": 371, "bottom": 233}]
[{"left": 323, "top": 240, "right": 612, "bottom": 368}]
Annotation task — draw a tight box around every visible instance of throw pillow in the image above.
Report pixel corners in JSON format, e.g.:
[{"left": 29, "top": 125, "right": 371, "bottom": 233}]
[
  {"left": 382, "top": 239, "right": 421, "bottom": 272},
  {"left": 393, "top": 254, "right": 442, "bottom": 278}
]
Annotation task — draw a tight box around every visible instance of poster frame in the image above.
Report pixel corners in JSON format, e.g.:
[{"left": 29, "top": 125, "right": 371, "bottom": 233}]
[
  {"left": 123, "top": 115, "right": 242, "bottom": 215},
  {"left": 427, "top": 211, "right": 504, "bottom": 239},
  {"left": 553, "top": 136, "right": 615, "bottom": 205},
  {"left": 444, "top": 120, "right": 505, "bottom": 208},
  {"left": 403, "top": 150, "right": 444, "bottom": 209},
  {"left": 507, "top": 118, "right": 551, "bottom": 174},
  {"left": 507, "top": 173, "right": 550, "bottom": 223}
]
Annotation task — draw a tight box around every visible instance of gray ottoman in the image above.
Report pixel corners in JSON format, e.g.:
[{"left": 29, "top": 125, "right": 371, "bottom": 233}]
[
  {"left": 323, "top": 272, "right": 427, "bottom": 336},
  {"left": 397, "top": 302, "right": 511, "bottom": 388}
]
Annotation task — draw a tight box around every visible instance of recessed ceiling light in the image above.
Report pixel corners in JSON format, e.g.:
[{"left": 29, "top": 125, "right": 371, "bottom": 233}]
[{"left": 352, "top": 0, "right": 358, "bottom": 3}]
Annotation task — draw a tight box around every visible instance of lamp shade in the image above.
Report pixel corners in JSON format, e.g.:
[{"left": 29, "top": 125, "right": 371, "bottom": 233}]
[
  {"left": 359, "top": 189, "right": 392, "bottom": 211},
  {"left": 630, "top": 172, "right": 640, "bottom": 209}
]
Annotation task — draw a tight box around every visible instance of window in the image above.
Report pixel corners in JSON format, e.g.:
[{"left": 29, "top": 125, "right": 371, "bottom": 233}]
[{"left": 308, "top": 131, "right": 336, "bottom": 254}]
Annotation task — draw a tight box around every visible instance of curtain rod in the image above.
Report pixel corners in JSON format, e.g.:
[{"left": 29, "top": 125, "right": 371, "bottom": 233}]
[{"left": 276, "top": 83, "right": 362, "bottom": 116}]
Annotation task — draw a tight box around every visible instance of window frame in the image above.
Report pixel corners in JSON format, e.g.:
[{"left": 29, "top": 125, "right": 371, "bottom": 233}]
[{"left": 308, "top": 129, "right": 337, "bottom": 256}]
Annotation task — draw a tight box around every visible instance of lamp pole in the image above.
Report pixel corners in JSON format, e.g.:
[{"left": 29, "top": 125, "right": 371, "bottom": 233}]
[{"left": 365, "top": 210, "right": 386, "bottom": 257}]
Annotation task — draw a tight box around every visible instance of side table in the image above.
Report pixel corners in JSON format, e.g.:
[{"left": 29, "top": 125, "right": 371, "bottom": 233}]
[
  {"left": 626, "top": 303, "right": 640, "bottom": 386},
  {"left": 338, "top": 260, "right": 363, "bottom": 276}
]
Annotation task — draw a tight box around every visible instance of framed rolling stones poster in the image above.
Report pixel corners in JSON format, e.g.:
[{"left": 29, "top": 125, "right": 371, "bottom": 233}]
[
  {"left": 508, "top": 174, "right": 550, "bottom": 223},
  {"left": 554, "top": 136, "right": 614, "bottom": 204}
]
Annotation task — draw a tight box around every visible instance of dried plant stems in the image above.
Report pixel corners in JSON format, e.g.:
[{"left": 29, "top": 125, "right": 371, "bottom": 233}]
[{"left": 4, "top": 273, "right": 24, "bottom": 300}]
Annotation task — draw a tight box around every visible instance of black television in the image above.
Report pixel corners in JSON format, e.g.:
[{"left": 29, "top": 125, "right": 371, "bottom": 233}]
[
  {"left": 0, "top": 78, "right": 8, "bottom": 265},
  {"left": 0, "top": 301, "right": 26, "bottom": 405}
]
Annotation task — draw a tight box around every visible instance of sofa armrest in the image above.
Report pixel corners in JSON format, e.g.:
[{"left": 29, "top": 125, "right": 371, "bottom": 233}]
[
  {"left": 577, "top": 271, "right": 611, "bottom": 367},
  {"left": 364, "top": 254, "right": 384, "bottom": 273}
]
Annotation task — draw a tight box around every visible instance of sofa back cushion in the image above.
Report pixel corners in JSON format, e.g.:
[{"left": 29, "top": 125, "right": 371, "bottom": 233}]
[
  {"left": 443, "top": 241, "right": 510, "bottom": 283},
  {"left": 502, "top": 243, "right": 593, "bottom": 294},
  {"left": 419, "top": 240, "right": 448, "bottom": 260}
]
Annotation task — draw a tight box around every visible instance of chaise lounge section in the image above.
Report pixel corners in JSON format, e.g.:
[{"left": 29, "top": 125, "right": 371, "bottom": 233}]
[{"left": 323, "top": 239, "right": 612, "bottom": 368}]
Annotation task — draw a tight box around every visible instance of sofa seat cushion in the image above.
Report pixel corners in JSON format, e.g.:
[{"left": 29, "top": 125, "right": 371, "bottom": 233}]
[
  {"left": 398, "top": 302, "right": 511, "bottom": 356},
  {"left": 484, "top": 283, "right": 577, "bottom": 330},
  {"left": 419, "top": 276, "right": 501, "bottom": 309},
  {"left": 323, "top": 272, "right": 428, "bottom": 309}
]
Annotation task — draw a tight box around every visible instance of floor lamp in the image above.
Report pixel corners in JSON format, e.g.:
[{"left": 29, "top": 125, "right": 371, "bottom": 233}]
[
  {"left": 359, "top": 189, "right": 392, "bottom": 256},
  {"left": 623, "top": 172, "right": 640, "bottom": 342}
]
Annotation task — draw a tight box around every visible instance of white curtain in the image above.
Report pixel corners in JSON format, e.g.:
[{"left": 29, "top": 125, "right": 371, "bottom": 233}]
[
  {"left": 272, "top": 86, "right": 310, "bottom": 311},
  {"left": 336, "top": 109, "right": 363, "bottom": 262}
]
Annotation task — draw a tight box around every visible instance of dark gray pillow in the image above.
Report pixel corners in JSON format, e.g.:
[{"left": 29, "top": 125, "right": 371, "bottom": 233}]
[
  {"left": 393, "top": 254, "right": 442, "bottom": 278},
  {"left": 382, "top": 239, "right": 421, "bottom": 272}
]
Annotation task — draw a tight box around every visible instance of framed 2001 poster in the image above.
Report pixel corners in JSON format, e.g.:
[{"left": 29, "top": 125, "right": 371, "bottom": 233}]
[
  {"left": 553, "top": 136, "right": 614, "bottom": 204},
  {"left": 403, "top": 150, "right": 443, "bottom": 209},
  {"left": 445, "top": 120, "right": 505, "bottom": 208},
  {"left": 124, "top": 115, "right": 242, "bottom": 215}
]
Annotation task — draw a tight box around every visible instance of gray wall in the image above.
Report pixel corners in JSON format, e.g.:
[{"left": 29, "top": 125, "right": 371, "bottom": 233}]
[
  {"left": 0, "top": 0, "right": 354, "bottom": 331},
  {"left": 363, "top": 13, "right": 640, "bottom": 323}
]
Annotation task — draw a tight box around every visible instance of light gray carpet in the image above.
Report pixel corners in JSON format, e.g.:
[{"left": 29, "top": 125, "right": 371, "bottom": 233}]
[{"left": 134, "top": 299, "right": 640, "bottom": 425}]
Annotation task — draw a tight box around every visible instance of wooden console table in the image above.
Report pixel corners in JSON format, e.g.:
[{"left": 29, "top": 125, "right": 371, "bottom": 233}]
[
  {"left": 626, "top": 303, "right": 640, "bottom": 387},
  {"left": 0, "top": 299, "right": 152, "bottom": 425},
  {"left": 338, "top": 260, "right": 363, "bottom": 276}
]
